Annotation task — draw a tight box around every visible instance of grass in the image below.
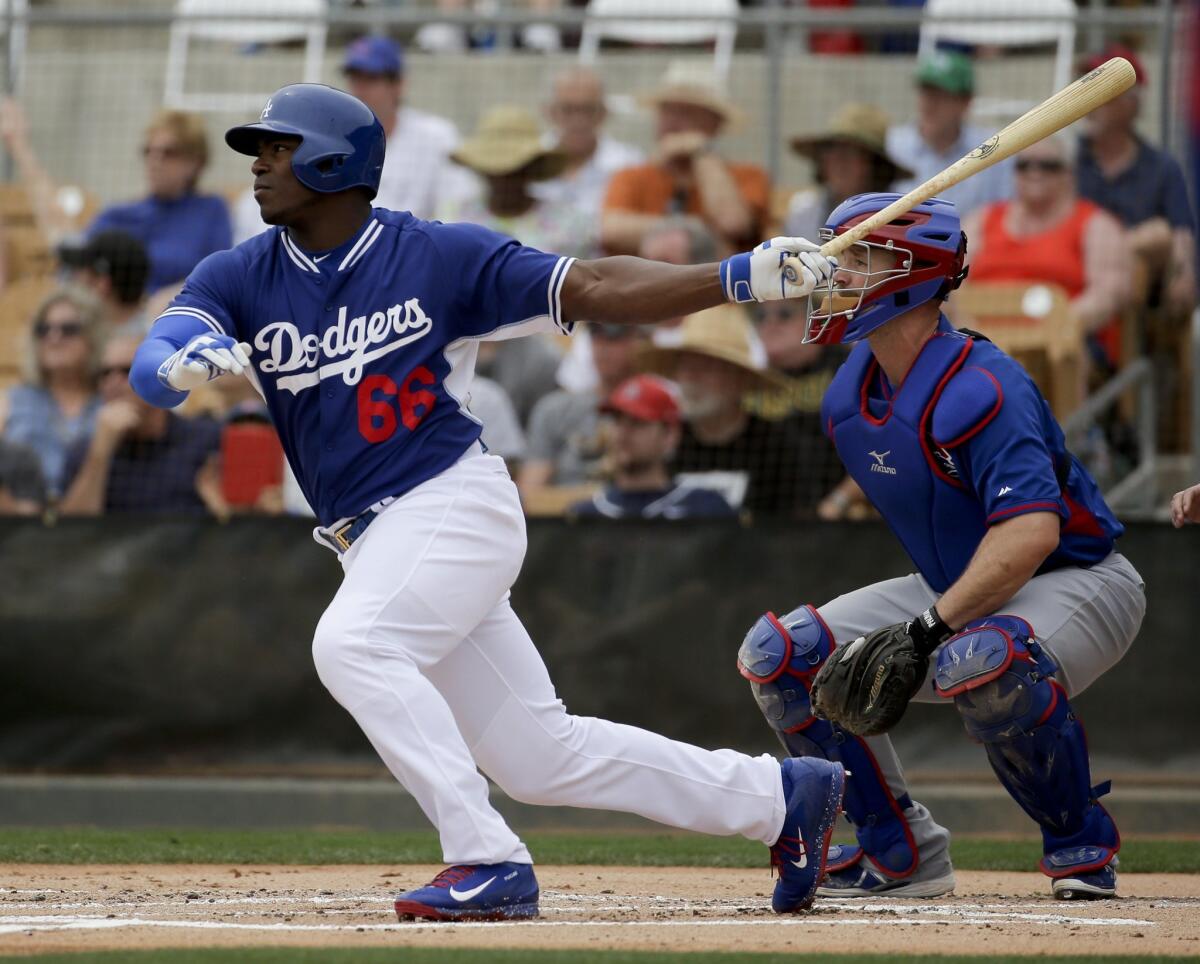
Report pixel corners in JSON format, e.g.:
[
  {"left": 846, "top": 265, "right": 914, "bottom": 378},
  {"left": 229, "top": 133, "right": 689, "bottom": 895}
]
[
  {"left": 0, "top": 953, "right": 1190, "bottom": 964},
  {"left": 0, "top": 828, "right": 1196, "bottom": 873}
]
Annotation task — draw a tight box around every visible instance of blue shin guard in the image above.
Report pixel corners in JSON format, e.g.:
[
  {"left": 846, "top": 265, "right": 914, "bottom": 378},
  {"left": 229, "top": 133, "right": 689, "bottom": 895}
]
[
  {"left": 933, "top": 616, "right": 1119, "bottom": 878},
  {"left": 739, "top": 606, "right": 918, "bottom": 878}
]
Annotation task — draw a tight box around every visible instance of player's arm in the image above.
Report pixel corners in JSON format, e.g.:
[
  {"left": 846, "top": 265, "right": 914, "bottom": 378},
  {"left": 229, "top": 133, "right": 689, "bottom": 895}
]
[
  {"left": 932, "top": 512, "right": 1061, "bottom": 630},
  {"left": 129, "top": 251, "right": 251, "bottom": 408},
  {"left": 913, "top": 367, "right": 1068, "bottom": 640},
  {"left": 561, "top": 239, "right": 835, "bottom": 325}
]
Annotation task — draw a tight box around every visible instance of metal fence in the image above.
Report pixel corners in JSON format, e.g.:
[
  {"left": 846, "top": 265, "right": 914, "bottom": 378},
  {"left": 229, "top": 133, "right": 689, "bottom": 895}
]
[{"left": 0, "top": 2, "right": 1187, "bottom": 202}]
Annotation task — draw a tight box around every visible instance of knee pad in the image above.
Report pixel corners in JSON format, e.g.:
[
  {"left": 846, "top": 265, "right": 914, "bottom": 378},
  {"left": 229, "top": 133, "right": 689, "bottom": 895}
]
[
  {"left": 738, "top": 606, "right": 918, "bottom": 877},
  {"left": 934, "top": 615, "right": 1119, "bottom": 875}
]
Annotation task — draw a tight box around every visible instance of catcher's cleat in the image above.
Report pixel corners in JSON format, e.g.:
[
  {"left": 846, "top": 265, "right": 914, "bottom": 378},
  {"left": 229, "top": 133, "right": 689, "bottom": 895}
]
[
  {"left": 816, "top": 843, "right": 956, "bottom": 898},
  {"left": 1051, "top": 854, "right": 1118, "bottom": 900},
  {"left": 394, "top": 861, "right": 539, "bottom": 921},
  {"left": 770, "top": 756, "right": 846, "bottom": 913}
]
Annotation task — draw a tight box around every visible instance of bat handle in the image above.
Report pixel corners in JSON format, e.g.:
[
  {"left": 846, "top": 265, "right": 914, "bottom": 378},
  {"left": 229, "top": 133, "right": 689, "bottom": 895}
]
[{"left": 781, "top": 235, "right": 846, "bottom": 283}]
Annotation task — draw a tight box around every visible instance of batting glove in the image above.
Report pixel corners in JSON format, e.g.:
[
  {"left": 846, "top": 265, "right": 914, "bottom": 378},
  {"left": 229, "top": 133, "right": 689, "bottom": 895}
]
[
  {"left": 157, "top": 333, "right": 253, "bottom": 392},
  {"left": 720, "top": 237, "right": 837, "bottom": 304}
]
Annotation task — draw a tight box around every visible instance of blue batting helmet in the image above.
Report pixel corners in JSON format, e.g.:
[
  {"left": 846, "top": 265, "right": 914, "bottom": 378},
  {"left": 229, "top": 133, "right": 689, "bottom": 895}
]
[
  {"left": 225, "top": 84, "right": 386, "bottom": 199},
  {"left": 804, "top": 193, "right": 967, "bottom": 345}
]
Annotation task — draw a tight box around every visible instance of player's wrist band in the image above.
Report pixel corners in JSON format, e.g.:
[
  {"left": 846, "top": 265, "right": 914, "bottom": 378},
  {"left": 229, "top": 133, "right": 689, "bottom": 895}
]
[
  {"left": 719, "top": 253, "right": 755, "bottom": 303},
  {"left": 908, "top": 605, "right": 954, "bottom": 657}
]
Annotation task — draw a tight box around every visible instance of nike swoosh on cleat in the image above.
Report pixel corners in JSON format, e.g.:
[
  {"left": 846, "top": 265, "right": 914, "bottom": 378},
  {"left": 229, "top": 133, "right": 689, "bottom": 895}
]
[
  {"left": 449, "top": 876, "right": 497, "bottom": 902},
  {"left": 791, "top": 835, "right": 808, "bottom": 869}
]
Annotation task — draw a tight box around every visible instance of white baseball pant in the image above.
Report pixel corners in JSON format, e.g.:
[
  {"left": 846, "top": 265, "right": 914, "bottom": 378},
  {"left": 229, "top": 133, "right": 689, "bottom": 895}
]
[{"left": 312, "top": 448, "right": 786, "bottom": 865}]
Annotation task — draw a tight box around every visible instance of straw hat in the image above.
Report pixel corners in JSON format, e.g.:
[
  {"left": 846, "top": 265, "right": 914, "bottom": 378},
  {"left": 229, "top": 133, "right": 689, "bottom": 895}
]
[
  {"left": 451, "top": 106, "right": 569, "bottom": 179},
  {"left": 637, "top": 60, "right": 742, "bottom": 128},
  {"left": 638, "top": 304, "right": 786, "bottom": 388},
  {"left": 789, "top": 103, "right": 913, "bottom": 182}
]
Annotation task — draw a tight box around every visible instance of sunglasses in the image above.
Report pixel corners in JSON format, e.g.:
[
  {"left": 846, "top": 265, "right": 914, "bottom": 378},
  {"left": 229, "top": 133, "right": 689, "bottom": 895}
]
[
  {"left": 34, "top": 320, "right": 84, "bottom": 339},
  {"left": 99, "top": 364, "right": 132, "bottom": 379},
  {"left": 142, "top": 144, "right": 186, "bottom": 160},
  {"left": 1015, "top": 158, "right": 1067, "bottom": 174}
]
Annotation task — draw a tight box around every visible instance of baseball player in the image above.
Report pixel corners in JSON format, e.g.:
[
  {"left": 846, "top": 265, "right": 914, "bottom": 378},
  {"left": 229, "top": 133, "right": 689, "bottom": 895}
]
[
  {"left": 128, "top": 84, "right": 846, "bottom": 922},
  {"left": 737, "top": 193, "right": 1145, "bottom": 901}
]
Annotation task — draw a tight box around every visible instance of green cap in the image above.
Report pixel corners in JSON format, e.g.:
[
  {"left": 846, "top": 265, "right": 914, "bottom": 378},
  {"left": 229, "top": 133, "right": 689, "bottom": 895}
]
[{"left": 915, "top": 50, "right": 974, "bottom": 96}]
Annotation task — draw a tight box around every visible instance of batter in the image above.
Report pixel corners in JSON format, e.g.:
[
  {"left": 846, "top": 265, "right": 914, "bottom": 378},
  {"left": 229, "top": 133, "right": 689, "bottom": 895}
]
[{"left": 129, "top": 84, "right": 845, "bottom": 921}]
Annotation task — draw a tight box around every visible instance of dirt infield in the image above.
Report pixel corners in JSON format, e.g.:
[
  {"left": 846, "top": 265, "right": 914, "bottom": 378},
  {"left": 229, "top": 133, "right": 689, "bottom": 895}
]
[{"left": 2, "top": 864, "right": 1199, "bottom": 958}]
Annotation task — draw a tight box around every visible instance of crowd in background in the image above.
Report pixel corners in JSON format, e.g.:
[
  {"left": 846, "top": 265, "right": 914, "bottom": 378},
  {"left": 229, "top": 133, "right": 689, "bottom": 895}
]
[{"left": 0, "top": 28, "right": 1195, "bottom": 522}]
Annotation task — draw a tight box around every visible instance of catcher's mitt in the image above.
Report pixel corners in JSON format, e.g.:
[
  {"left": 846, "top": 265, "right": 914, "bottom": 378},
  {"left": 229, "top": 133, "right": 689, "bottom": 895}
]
[{"left": 809, "top": 622, "right": 930, "bottom": 736}]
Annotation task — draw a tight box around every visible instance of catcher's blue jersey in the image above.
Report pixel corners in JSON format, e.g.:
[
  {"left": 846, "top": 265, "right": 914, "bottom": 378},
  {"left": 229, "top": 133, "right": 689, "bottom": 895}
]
[
  {"left": 131, "top": 209, "right": 574, "bottom": 526},
  {"left": 822, "top": 317, "right": 1123, "bottom": 592}
]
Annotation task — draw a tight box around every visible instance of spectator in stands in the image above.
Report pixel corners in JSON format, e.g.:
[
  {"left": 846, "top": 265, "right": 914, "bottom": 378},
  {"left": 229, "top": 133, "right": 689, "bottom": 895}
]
[
  {"left": 887, "top": 51, "right": 1014, "bottom": 217},
  {"left": 641, "top": 305, "right": 808, "bottom": 517},
  {"left": 475, "top": 335, "right": 563, "bottom": 430},
  {"left": 1075, "top": 46, "right": 1197, "bottom": 320},
  {"left": 744, "top": 298, "right": 848, "bottom": 514},
  {"left": 569, "top": 375, "right": 735, "bottom": 520},
  {"left": 602, "top": 61, "right": 770, "bottom": 256},
  {"left": 0, "top": 286, "right": 103, "bottom": 497},
  {"left": 962, "top": 133, "right": 1130, "bottom": 371},
  {"left": 785, "top": 103, "right": 912, "bottom": 241},
  {"left": 233, "top": 37, "right": 471, "bottom": 241},
  {"left": 533, "top": 67, "right": 644, "bottom": 225},
  {"left": 57, "top": 230, "right": 151, "bottom": 339},
  {"left": 438, "top": 106, "right": 598, "bottom": 258},
  {"left": 519, "top": 323, "right": 647, "bottom": 496},
  {"left": 0, "top": 438, "right": 45, "bottom": 516},
  {"left": 87, "top": 111, "right": 232, "bottom": 293},
  {"left": 59, "top": 336, "right": 220, "bottom": 515}
]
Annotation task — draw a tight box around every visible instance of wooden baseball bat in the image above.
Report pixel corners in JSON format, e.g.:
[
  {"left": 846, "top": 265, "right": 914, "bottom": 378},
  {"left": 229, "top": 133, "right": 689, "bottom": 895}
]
[{"left": 783, "top": 55, "right": 1137, "bottom": 274}]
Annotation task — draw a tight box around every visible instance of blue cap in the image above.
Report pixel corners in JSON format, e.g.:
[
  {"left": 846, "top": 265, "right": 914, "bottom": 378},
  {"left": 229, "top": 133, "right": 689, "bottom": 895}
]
[{"left": 342, "top": 36, "right": 403, "bottom": 77}]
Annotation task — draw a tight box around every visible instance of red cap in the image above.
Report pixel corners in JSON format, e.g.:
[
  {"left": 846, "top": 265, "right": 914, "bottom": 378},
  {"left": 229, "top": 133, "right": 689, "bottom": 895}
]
[
  {"left": 1081, "top": 45, "right": 1146, "bottom": 85},
  {"left": 600, "top": 375, "right": 680, "bottom": 424}
]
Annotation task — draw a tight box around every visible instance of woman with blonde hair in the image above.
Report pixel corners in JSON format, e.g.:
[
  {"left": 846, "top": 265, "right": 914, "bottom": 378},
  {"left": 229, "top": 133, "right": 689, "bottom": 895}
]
[
  {"left": 0, "top": 286, "right": 104, "bottom": 495},
  {"left": 0, "top": 103, "right": 232, "bottom": 293},
  {"left": 87, "top": 110, "right": 232, "bottom": 292}
]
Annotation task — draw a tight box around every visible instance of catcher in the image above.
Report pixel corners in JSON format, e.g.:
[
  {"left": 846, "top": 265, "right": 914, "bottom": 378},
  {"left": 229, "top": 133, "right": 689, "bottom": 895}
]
[{"left": 737, "top": 192, "right": 1145, "bottom": 901}]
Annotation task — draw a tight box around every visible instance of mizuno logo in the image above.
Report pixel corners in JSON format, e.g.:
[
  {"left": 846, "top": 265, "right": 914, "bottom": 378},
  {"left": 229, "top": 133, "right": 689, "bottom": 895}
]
[
  {"left": 791, "top": 837, "right": 808, "bottom": 869},
  {"left": 449, "top": 876, "right": 497, "bottom": 902},
  {"left": 868, "top": 450, "right": 897, "bottom": 475},
  {"left": 998, "top": 485, "right": 1013, "bottom": 496}
]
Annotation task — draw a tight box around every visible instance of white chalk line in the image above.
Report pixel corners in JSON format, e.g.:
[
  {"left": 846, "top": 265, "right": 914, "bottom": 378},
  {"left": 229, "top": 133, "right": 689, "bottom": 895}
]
[{"left": 0, "top": 917, "right": 1152, "bottom": 941}]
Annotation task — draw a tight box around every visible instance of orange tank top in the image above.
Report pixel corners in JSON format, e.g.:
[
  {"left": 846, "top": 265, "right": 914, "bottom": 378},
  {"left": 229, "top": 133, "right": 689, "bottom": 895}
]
[{"left": 970, "top": 199, "right": 1119, "bottom": 365}]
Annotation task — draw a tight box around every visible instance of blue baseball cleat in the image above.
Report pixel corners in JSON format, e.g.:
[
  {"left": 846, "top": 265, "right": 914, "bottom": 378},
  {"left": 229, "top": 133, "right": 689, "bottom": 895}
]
[
  {"left": 1051, "top": 854, "right": 1119, "bottom": 900},
  {"left": 770, "top": 757, "right": 846, "bottom": 913},
  {"left": 393, "top": 861, "right": 539, "bottom": 921}
]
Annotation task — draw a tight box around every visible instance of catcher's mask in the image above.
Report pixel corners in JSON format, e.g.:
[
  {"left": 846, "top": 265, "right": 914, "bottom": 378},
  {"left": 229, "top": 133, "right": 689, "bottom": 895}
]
[{"left": 803, "top": 192, "right": 968, "bottom": 345}]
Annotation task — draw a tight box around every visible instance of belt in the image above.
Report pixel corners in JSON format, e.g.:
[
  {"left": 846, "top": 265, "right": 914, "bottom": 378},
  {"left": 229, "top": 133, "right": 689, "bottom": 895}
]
[
  {"left": 327, "top": 509, "right": 379, "bottom": 552},
  {"left": 316, "top": 497, "right": 394, "bottom": 554}
]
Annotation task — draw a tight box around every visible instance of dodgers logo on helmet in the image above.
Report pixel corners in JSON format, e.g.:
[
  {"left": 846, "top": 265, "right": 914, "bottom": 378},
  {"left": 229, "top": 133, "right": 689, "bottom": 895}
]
[
  {"left": 225, "top": 84, "right": 386, "bottom": 199},
  {"left": 804, "top": 192, "right": 967, "bottom": 345}
]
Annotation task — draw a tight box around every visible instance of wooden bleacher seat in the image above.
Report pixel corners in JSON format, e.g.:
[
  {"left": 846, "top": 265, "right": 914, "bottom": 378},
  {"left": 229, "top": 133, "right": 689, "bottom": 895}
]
[
  {"left": 0, "top": 183, "right": 35, "bottom": 228},
  {"left": 0, "top": 275, "right": 58, "bottom": 382},
  {"left": 952, "top": 280, "right": 1085, "bottom": 420},
  {"left": 5, "top": 224, "right": 55, "bottom": 280},
  {"left": 521, "top": 483, "right": 601, "bottom": 517}
]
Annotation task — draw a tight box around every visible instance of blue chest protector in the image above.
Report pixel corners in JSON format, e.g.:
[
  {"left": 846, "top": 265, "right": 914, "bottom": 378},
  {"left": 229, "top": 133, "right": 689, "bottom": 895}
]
[{"left": 823, "top": 329, "right": 995, "bottom": 592}]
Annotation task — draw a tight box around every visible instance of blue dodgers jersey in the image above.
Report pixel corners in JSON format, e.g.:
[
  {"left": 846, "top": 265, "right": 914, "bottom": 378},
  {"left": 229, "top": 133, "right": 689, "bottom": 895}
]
[
  {"left": 142, "top": 209, "right": 574, "bottom": 526},
  {"left": 822, "top": 319, "right": 1123, "bottom": 592}
]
